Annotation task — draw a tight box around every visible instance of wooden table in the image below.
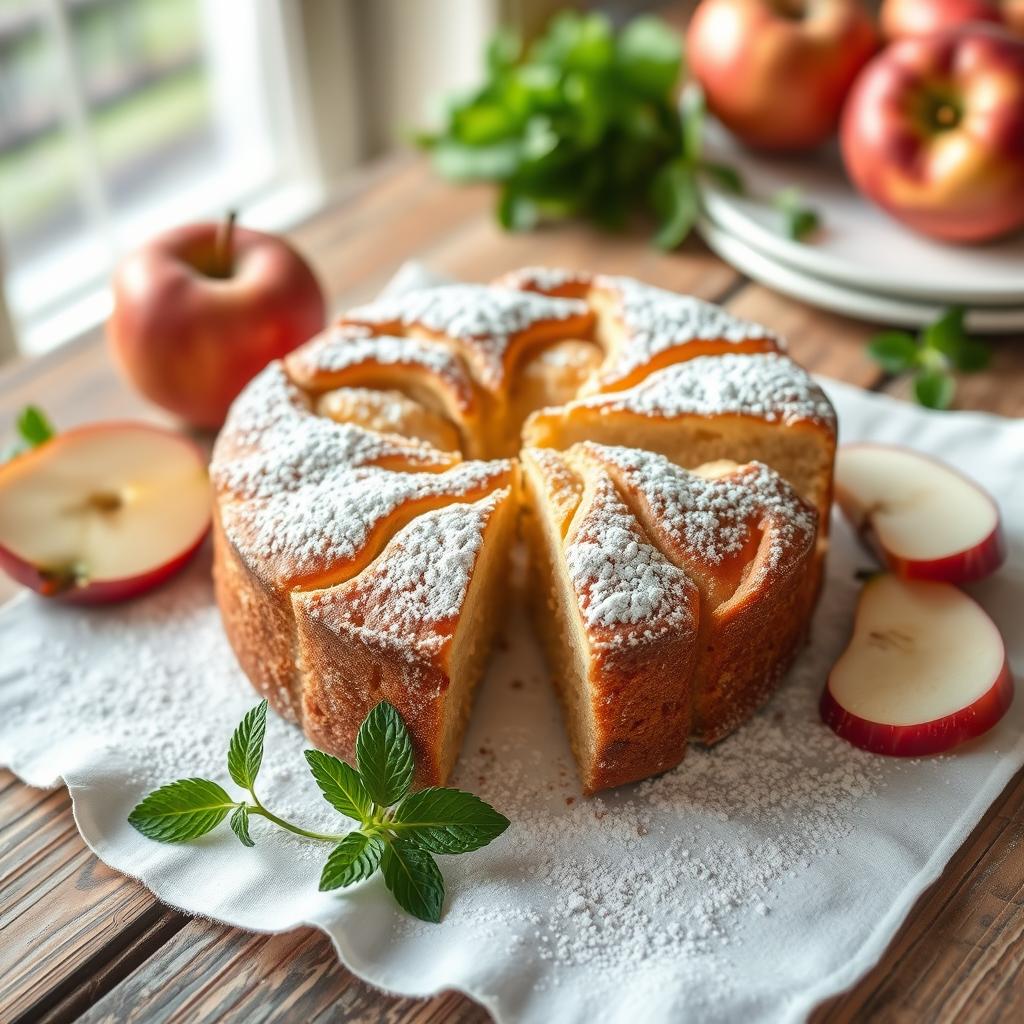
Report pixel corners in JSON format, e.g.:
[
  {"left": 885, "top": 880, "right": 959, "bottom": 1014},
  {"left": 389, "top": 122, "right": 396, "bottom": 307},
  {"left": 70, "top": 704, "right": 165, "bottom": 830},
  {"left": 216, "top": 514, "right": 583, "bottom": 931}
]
[{"left": 2, "top": 154, "right": 1023, "bottom": 1024}]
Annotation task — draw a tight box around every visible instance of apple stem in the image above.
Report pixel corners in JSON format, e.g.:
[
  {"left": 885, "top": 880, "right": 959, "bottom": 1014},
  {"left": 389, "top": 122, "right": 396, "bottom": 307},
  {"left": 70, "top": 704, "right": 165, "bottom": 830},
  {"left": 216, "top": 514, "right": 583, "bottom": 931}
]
[{"left": 214, "top": 210, "right": 238, "bottom": 278}]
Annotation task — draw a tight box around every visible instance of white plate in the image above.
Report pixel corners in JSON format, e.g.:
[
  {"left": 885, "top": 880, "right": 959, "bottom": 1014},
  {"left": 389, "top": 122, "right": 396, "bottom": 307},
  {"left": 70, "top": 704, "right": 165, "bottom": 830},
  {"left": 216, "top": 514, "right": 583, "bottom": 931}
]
[
  {"left": 700, "top": 120, "right": 1024, "bottom": 307},
  {"left": 699, "top": 217, "right": 1024, "bottom": 333}
]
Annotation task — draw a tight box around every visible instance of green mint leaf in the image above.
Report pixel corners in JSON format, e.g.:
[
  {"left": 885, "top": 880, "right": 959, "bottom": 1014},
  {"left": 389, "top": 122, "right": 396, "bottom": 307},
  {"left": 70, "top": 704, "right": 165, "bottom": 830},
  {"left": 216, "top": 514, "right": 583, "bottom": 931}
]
[
  {"left": 774, "top": 188, "right": 820, "bottom": 241},
  {"left": 227, "top": 700, "right": 267, "bottom": 790},
  {"left": 700, "top": 160, "right": 745, "bottom": 196},
  {"left": 356, "top": 702, "right": 415, "bottom": 808},
  {"left": 922, "top": 306, "right": 966, "bottom": 359},
  {"left": 304, "top": 749, "right": 373, "bottom": 823},
  {"left": 319, "top": 831, "right": 386, "bottom": 891},
  {"left": 954, "top": 339, "right": 991, "bottom": 373},
  {"left": 391, "top": 787, "right": 510, "bottom": 854},
  {"left": 650, "top": 160, "right": 699, "bottom": 250},
  {"left": 381, "top": 839, "right": 445, "bottom": 923},
  {"left": 230, "top": 805, "right": 254, "bottom": 847},
  {"left": 679, "top": 85, "right": 704, "bottom": 164},
  {"left": 913, "top": 368, "right": 955, "bottom": 410},
  {"left": 128, "top": 778, "right": 236, "bottom": 843},
  {"left": 16, "top": 406, "right": 55, "bottom": 448},
  {"left": 616, "top": 16, "right": 681, "bottom": 99},
  {"left": 868, "top": 331, "right": 920, "bottom": 374}
]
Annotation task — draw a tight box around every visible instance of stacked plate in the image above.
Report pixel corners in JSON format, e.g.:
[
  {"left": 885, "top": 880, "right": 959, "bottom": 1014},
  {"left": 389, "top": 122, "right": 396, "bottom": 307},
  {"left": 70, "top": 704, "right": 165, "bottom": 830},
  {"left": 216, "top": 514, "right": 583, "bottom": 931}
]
[{"left": 697, "top": 121, "right": 1024, "bottom": 333}]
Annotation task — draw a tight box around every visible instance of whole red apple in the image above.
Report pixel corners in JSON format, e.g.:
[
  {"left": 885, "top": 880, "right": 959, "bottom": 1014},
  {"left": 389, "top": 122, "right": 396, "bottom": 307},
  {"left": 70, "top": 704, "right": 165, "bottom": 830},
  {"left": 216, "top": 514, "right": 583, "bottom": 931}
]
[
  {"left": 687, "top": 0, "right": 878, "bottom": 151},
  {"left": 109, "top": 215, "right": 326, "bottom": 429},
  {"left": 841, "top": 25, "right": 1024, "bottom": 243},
  {"left": 880, "top": 0, "right": 1024, "bottom": 40}
]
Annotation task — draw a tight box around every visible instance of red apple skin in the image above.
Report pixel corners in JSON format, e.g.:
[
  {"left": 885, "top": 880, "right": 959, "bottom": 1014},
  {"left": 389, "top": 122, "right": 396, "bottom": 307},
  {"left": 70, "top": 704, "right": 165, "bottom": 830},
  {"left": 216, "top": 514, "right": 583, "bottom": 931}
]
[
  {"left": 820, "top": 653, "right": 1013, "bottom": 755},
  {"left": 108, "top": 223, "right": 326, "bottom": 429},
  {"left": 838, "top": 443, "right": 1007, "bottom": 584},
  {"left": 687, "top": 0, "right": 878, "bottom": 151},
  {"left": 840, "top": 25, "right": 1024, "bottom": 243},
  {"left": 0, "top": 532, "right": 206, "bottom": 605},
  {"left": 0, "top": 422, "right": 211, "bottom": 604},
  {"left": 881, "top": 0, "right": 1024, "bottom": 40}
]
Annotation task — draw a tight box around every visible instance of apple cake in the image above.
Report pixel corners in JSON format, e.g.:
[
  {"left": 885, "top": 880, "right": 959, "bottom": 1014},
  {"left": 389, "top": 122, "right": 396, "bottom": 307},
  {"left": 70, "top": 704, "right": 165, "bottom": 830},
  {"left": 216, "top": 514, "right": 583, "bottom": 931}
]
[{"left": 211, "top": 269, "right": 836, "bottom": 792}]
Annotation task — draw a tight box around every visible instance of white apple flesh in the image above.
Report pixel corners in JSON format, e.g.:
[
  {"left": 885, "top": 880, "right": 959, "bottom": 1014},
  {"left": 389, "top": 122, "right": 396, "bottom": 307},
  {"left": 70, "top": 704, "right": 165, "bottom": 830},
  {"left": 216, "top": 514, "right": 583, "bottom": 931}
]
[
  {"left": 835, "top": 444, "right": 1005, "bottom": 583},
  {"left": 821, "top": 574, "right": 1012, "bottom": 756},
  {"left": 0, "top": 422, "right": 211, "bottom": 603}
]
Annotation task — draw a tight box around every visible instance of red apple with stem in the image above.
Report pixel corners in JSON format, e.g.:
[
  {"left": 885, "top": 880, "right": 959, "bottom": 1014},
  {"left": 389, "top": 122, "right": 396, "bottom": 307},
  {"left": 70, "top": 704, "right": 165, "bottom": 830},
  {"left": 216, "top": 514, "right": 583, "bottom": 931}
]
[
  {"left": 841, "top": 25, "right": 1024, "bottom": 243},
  {"left": 834, "top": 443, "right": 1005, "bottom": 583},
  {"left": 687, "top": 0, "right": 878, "bottom": 151},
  {"left": 880, "top": 0, "right": 1024, "bottom": 41},
  {"left": 821, "top": 574, "right": 1012, "bottom": 756},
  {"left": 0, "top": 422, "right": 211, "bottom": 603},
  {"left": 109, "top": 213, "right": 326, "bottom": 429}
]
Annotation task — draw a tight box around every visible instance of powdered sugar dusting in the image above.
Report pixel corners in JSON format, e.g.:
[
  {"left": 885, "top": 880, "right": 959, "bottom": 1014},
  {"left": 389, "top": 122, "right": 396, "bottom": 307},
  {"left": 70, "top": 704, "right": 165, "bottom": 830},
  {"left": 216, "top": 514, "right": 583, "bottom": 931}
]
[
  {"left": 586, "top": 444, "right": 816, "bottom": 575},
  {"left": 565, "top": 473, "right": 696, "bottom": 641},
  {"left": 299, "top": 489, "right": 507, "bottom": 660},
  {"left": 585, "top": 352, "right": 836, "bottom": 428},
  {"left": 222, "top": 460, "right": 509, "bottom": 586},
  {"left": 286, "top": 327, "right": 477, "bottom": 412},
  {"left": 343, "top": 284, "right": 590, "bottom": 389}
]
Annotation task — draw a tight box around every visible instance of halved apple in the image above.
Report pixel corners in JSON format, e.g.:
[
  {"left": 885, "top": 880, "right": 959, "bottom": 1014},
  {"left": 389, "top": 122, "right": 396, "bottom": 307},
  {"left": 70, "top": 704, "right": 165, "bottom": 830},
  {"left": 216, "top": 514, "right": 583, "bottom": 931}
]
[
  {"left": 0, "top": 422, "right": 210, "bottom": 603},
  {"left": 821, "top": 574, "right": 1012, "bottom": 756},
  {"left": 835, "top": 443, "right": 1005, "bottom": 583}
]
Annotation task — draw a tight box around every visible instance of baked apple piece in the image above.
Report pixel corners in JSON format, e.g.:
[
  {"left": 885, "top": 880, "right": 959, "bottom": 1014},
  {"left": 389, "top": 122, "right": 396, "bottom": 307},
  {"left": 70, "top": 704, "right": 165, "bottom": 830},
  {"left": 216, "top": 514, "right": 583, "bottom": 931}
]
[
  {"left": 821, "top": 574, "right": 1012, "bottom": 755},
  {"left": 0, "top": 422, "right": 210, "bottom": 602},
  {"left": 835, "top": 444, "right": 1004, "bottom": 583}
]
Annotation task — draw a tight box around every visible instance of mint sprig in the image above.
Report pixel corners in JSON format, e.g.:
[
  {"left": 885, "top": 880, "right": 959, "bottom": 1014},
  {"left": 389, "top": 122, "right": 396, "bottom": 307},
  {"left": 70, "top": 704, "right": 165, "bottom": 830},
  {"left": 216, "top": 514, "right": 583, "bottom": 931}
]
[
  {"left": 128, "top": 700, "right": 509, "bottom": 923},
  {"left": 418, "top": 13, "right": 748, "bottom": 250},
  {"left": 867, "top": 307, "right": 990, "bottom": 410},
  {"left": 3, "top": 404, "right": 56, "bottom": 462}
]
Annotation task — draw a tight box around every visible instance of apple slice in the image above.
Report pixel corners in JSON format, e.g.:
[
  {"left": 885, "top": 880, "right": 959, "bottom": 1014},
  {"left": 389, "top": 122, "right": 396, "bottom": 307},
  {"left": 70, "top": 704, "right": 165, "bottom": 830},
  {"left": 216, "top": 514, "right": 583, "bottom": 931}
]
[
  {"left": 821, "top": 574, "right": 1012, "bottom": 756},
  {"left": 0, "top": 422, "right": 210, "bottom": 603},
  {"left": 835, "top": 443, "right": 1005, "bottom": 583}
]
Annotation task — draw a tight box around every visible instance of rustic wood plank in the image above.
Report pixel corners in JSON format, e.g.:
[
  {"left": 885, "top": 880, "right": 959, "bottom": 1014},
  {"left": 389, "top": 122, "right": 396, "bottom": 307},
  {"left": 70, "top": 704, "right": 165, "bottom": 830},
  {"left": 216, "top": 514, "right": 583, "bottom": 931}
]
[
  {"left": 76, "top": 920, "right": 487, "bottom": 1024},
  {"left": 0, "top": 773, "right": 188, "bottom": 1023}
]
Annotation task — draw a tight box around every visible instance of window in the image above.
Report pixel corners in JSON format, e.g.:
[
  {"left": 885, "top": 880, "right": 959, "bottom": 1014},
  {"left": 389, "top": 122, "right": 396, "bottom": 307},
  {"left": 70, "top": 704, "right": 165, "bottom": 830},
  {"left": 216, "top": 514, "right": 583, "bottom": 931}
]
[{"left": 0, "top": 0, "right": 324, "bottom": 354}]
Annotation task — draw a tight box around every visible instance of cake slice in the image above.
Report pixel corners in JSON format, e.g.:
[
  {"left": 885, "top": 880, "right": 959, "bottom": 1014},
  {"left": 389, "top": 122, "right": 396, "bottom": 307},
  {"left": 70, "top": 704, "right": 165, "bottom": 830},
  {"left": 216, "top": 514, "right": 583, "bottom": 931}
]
[
  {"left": 292, "top": 488, "right": 517, "bottom": 786},
  {"left": 522, "top": 444, "right": 819, "bottom": 791},
  {"left": 520, "top": 448, "right": 700, "bottom": 793}
]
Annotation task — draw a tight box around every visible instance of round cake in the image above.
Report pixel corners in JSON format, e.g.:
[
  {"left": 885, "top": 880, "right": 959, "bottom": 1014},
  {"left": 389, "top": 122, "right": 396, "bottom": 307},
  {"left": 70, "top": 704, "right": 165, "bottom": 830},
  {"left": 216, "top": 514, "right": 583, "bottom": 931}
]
[{"left": 210, "top": 269, "right": 836, "bottom": 793}]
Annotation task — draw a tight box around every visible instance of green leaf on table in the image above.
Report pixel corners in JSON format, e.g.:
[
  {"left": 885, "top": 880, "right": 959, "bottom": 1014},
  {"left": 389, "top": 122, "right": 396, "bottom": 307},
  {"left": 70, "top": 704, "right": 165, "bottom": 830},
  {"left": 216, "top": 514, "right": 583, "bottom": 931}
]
[
  {"left": 381, "top": 839, "right": 445, "bottom": 923},
  {"left": 952, "top": 339, "right": 991, "bottom": 372},
  {"left": 16, "top": 406, "right": 55, "bottom": 448},
  {"left": 227, "top": 700, "right": 267, "bottom": 790},
  {"left": 774, "top": 187, "right": 820, "bottom": 241},
  {"left": 230, "top": 805, "right": 254, "bottom": 847},
  {"left": 304, "top": 749, "right": 372, "bottom": 822},
  {"left": 650, "top": 160, "right": 699, "bottom": 250},
  {"left": 913, "top": 368, "right": 956, "bottom": 410},
  {"left": 867, "top": 331, "right": 919, "bottom": 374},
  {"left": 355, "top": 702, "right": 415, "bottom": 808},
  {"left": 319, "top": 831, "right": 386, "bottom": 891},
  {"left": 922, "top": 306, "right": 966, "bottom": 359},
  {"left": 391, "top": 787, "right": 510, "bottom": 854},
  {"left": 432, "top": 140, "right": 521, "bottom": 183},
  {"left": 617, "top": 15, "right": 682, "bottom": 98},
  {"left": 128, "top": 778, "right": 236, "bottom": 843},
  {"left": 700, "top": 160, "right": 745, "bottom": 195}
]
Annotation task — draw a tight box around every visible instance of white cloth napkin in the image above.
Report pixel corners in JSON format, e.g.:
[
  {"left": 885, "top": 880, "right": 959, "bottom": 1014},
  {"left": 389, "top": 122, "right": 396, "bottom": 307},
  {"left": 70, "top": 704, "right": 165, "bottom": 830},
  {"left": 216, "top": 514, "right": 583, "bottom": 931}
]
[{"left": 3, "top": 266, "right": 1023, "bottom": 1024}]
